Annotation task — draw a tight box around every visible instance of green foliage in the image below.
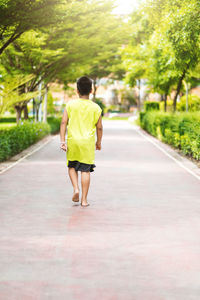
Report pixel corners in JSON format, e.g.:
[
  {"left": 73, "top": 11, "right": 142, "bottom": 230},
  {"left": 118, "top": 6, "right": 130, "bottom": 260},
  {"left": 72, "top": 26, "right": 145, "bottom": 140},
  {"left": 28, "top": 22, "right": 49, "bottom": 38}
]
[
  {"left": 121, "top": 0, "right": 200, "bottom": 111},
  {"left": 104, "top": 105, "right": 120, "bottom": 113},
  {"left": 140, "top": 111, "right": 200, "bottom": 160},
  {"left": 0, "top": 117, "right": 16, "bottom": 123},
  {"left": 93, "top": 98, "right": 106, "bottom": 116},
  {"left": 0, "top": 0, "right": 65, "bottom": 54},
  {"left": 177, "top": 95, "right": 200, "bottom": 112},
  {"left": 0, "top": 74, "right": 38, "bottom": 116},
  {"left": 47, "top": 92, "right": 56, "bottom": 114},
  {"left": 160, "top": 95, "right": 200, "bottom": 112},
  {"left": 0, "top": 120, "right": 50, "bottom": 161},
  {"left": 144, "top": 101, "right": 160, "bottom": 111},
  {"left": 139, "top": 112, "right": 146, "bottom": 124},
  {"left": 47, "top": 116, "right": 62, "bottom": 134},
  {"left": 160, "top": 100, "right": 174, "bottom": 112},
  {"left": 119, "top": 87, "right": 137, "bottom": 110},
  {"left": 0, "top": 0, "right": 127, "bottom": 116}
]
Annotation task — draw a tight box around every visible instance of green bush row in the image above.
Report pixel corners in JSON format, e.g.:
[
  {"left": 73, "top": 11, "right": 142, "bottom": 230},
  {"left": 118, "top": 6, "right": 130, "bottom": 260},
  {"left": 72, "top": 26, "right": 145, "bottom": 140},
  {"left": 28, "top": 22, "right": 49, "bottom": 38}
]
[
  {"left": 140, "top": 111, "right": 200, "bottom": 160},
  {"left": 47, "top": 116, "right": 62, "bottom": 134},
  {"left": 144, "top": 101, "right": 160, "bottom": 111},
  {"left": 0, "top": 117, "right": 17, "bottom": 123},
  {"left": 0, "top": 121, "right": 51, "bottom": 162},
  {"left": 160, "top": 95, "right": 200, "bottom": 112}
]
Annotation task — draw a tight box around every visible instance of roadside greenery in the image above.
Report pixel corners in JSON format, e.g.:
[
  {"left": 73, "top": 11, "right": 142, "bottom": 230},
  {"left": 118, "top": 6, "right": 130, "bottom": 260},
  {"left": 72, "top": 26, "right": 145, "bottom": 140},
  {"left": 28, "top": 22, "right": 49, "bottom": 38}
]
[
  {"left": 140, "top": 111, "right": 200, "bottom": 160},
  {"left": 0, "top": 114, "right": 62, "bottom": 161},
  {"left": 160, "top": 95, "right": 200, "bottom": 112},
  {"left": 47, "top": 116, "right": 62, "bottom": 134},
  {"left": 144, "top": 101, "right": 160, "bottom": 112},
  {"left": 121, "top": 0, "right": 200, "bottom": 112},
  {"left": 0, "top": 121, "right": 51, "bottom": 161},
  {"left": 1, "top": 0, "right": 200, "bottom": 162},
  {"left": 0, "top": 0, "right": 127, "bottom": 122},
  {"left": 94, "top": 99, "right": 106, "bottom": 116}
]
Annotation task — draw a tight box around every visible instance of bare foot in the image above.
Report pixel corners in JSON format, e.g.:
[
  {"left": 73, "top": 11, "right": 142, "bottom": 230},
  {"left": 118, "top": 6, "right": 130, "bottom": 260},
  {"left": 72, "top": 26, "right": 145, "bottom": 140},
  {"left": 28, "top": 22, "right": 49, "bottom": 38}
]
[
  {"left": 72, "top": 189, "right": 79, "bottom": 202},
  {"left": 81, "top": 199, "right": 90, "bottom": 207}
]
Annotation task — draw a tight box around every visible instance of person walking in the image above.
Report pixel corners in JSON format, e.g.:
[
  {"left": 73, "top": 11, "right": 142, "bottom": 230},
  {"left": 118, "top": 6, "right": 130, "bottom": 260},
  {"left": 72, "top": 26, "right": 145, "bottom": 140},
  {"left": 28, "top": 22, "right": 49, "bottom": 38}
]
[{"left": 60, "top": 76, "right": 103, "bottom": 207}]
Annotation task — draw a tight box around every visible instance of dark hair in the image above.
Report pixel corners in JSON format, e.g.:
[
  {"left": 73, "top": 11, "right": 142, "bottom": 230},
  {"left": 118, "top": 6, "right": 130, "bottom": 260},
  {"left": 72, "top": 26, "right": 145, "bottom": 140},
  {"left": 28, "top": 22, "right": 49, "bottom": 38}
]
[{"left": 77, "top": 76, "right": 92, "bottom": 95}]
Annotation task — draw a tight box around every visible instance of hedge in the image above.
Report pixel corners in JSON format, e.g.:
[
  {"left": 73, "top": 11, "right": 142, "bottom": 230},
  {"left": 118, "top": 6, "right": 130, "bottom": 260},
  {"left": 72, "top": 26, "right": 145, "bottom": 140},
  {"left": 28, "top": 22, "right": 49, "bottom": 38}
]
[
  {"left": 0, "top": 116, "right": 61, "bottom": 134},
  {"left": 140, "top": 111, "right": 200, "bottom": 160},
  {"left": 94, "top": 98, "right": 106, "bottom": 116},
  {"left": 0, "top": 120, "right": 51, "bottom": 162},
  {"left": 144, "top": 101, "right": 160, "bottom": 112},
  {"left": 160, "top": 95, "right": 200, "bottom": 112},
  {"left": 47, "top": 116, "right": 62, "bottom": 134}
]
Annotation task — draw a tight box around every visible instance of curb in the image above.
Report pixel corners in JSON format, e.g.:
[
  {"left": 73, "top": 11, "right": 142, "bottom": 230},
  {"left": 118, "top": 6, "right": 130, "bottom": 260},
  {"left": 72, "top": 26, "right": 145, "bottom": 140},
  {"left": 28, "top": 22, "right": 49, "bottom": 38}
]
[
  {"left": 0, "top": 134, "right": 58, "bottom": 175},
  {"left": 133, "top": 124, "right": 200, "bottom": 181}
]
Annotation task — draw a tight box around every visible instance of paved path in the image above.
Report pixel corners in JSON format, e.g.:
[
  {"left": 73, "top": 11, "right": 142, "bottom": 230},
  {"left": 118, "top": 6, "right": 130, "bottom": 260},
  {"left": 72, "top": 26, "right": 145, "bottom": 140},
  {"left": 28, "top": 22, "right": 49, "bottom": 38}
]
[{"left": 0, "top": 120, "right": 200, "bottom": 300}]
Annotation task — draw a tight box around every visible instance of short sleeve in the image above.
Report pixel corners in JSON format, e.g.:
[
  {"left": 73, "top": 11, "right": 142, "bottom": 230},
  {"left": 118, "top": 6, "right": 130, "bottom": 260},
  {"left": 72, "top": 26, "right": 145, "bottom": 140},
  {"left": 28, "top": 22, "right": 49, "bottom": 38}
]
[
  {"left": 94, "top": 105, "right": 102, "bottom": 124},
  {"left": 66, "top": 102, "right": 71, "bottom": 118}
]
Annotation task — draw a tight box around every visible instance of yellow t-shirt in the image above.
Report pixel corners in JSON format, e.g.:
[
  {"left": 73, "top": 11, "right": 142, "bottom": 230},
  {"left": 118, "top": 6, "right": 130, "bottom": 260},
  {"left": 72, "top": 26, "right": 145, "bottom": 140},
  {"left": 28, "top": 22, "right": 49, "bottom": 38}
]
[{"left": 65, "top": 98, "right": 102, "bottom": 165}]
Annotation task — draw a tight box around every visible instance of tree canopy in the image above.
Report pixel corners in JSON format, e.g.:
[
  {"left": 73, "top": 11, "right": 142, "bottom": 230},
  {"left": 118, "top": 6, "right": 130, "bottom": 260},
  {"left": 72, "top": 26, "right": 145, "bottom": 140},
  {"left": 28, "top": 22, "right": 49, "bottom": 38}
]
[
  {"left": 0, "top": 0, "right": 128, "bottom": 119},
  {"left": 121, "top": 0, "right": 200, "bottom": 111}
]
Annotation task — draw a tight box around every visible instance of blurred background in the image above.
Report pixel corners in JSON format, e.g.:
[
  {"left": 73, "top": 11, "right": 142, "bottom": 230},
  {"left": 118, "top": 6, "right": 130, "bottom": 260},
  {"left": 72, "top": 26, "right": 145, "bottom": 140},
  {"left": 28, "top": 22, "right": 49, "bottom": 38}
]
[{"left": 0, "top": 0, "right": 200, "bottom": 162}]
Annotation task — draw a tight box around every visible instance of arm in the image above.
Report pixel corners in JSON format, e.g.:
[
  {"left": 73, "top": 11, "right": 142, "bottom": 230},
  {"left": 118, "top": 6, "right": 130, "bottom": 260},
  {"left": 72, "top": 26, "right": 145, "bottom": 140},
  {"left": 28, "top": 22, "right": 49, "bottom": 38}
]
[
  {"left": 60, "top": 108, "right": 68, "bottom": 151},
  {"left": 96, "top": 115, "right": 103, "bottom": 150}
]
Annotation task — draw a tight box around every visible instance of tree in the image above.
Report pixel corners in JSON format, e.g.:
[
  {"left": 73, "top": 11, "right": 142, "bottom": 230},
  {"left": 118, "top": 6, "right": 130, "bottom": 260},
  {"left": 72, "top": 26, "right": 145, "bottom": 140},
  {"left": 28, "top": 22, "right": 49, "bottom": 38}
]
[
  {"left": 144, "top": 0, "right": 200, "bottom": 111},
  {"left": 147, "top": 33, "right": 177, "bottom": 111},
  {"left": 120, "top": 8, "right": 154, "bottom": 111},
  {"left": 85, "top": 14, "right": 128, "bottom": 99},
  {"left": 0, "top": 73, "right": 38, "bottom": 120},
  {"left": 1, "top": 0, "right": 127, "bottom": 119},
  {"left": 121, "top": 44, "right": 149, "bottom": 111},
  {"left": 0, "top": 0, "right": 68, "bottom": 54},
  {"left": 0, "top": 29, "right": 64, "bottom": 121}
]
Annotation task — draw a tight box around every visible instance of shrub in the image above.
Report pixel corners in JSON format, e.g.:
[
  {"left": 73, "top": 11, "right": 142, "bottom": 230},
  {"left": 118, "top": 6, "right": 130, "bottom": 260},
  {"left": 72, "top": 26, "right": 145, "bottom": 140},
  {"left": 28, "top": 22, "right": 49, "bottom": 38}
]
[
  {"left": 160, "top": 100, "right": 174, "bottom": 112},
  {"left": 0, "top": 120, "right": 50, "bottom": 162},
  {"left": 47, "top": 116, "right": 62, "bottom": 134},
  {"left": 104, "top": 105, "right": 120, "bottom": 114},
  {"left": 139, "top": 111, "right": 200, "bottom": 160},
  {"left": 0, "top": 117, "right": 16, "bottom": 123},
  {"left": 94, "top": 98, "right": 106, "bottom": 116},
  {"left": 139, "top": 112, "right": 146, "bottom": 124},
  {"left": 160, "top": 95, "right": 200, "bottom": 112},
  {"left": 144, "top": 101, "right": 160, "bottom": 112},
  {"left": 178, "top": 95, "right": 200, "bottom": 112}
]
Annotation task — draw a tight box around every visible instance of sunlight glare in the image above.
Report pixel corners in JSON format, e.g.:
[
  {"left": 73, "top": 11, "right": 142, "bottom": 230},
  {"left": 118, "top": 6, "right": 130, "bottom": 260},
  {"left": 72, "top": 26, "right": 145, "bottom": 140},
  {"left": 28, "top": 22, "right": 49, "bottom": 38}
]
[{"left": 113, "top": 0, "right": 140, "bottom": 15}]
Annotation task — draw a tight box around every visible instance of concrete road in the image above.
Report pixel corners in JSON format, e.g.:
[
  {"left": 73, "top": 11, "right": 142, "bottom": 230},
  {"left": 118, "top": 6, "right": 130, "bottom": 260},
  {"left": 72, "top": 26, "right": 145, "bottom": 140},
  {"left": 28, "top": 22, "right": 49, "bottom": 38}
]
[{"left": 0, "top": 120, "right": 200, "bottom": 300}]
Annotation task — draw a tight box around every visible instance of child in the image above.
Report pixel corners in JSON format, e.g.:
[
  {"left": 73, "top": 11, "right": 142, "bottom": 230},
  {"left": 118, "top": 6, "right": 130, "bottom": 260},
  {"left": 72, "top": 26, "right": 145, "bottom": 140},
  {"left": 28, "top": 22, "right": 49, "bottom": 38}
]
[{"left": 60, "top": 76, "right": 103, "bottom": 207}]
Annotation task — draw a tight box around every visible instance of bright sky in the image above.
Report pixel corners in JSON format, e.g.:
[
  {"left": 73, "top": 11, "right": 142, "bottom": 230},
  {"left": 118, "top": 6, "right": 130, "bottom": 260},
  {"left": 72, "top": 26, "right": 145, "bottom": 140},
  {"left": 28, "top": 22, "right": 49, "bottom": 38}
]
[{"left": 113, "top": 0, "right": 141, "bottom": 15}]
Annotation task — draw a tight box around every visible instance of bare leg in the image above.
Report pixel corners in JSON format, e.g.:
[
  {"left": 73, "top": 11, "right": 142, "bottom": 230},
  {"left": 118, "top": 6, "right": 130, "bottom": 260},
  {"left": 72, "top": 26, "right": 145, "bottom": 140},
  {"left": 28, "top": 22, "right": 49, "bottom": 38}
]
[
  {"left": 68, "top": 168, "right": 79, "bottom": 202},
  {"left": 81, "top": 172, "right": 90, "bottom": 206}
]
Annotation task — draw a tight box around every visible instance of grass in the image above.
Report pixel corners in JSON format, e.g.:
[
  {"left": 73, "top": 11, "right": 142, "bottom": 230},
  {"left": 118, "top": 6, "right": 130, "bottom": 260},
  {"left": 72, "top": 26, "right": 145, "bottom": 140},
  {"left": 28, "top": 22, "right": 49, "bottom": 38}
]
[
  {"left": 0, "top": 123, "right": 17, "bottom": 129},
  {"left": 102, "top": 117, "right": 129, "bottom": 120}
]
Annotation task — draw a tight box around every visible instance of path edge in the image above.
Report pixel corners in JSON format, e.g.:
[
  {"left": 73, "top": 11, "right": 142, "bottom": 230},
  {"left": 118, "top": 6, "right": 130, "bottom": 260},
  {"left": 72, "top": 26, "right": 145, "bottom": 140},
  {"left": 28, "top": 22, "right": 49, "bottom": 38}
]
[
  {"left": 0, "top": 134, "right": 58, "bottom": 175},
  {"left": 132, "top": 124, "right": 200, "bottom": 181}
]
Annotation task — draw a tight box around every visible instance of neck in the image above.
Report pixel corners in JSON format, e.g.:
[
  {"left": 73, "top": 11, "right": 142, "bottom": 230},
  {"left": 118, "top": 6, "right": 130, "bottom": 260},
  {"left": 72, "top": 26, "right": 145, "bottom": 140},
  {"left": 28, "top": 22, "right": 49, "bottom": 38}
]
[{"left": 79, "top": 95, "right": 89, "bottom": 99}]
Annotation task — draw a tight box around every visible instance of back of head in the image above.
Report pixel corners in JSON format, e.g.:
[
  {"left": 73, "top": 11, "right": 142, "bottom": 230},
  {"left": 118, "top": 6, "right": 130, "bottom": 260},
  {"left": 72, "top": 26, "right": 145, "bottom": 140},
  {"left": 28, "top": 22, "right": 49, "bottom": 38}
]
[{"left": 77, "top": 76, "right": 92, "bottom": 96}]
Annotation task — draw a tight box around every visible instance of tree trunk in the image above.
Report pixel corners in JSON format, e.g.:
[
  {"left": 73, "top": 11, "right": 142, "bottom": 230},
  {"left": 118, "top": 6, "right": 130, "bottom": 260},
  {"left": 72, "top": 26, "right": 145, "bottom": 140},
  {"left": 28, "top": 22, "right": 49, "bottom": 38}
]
[
  {"left": 33, "top": 98, "right": 36, "bottom": 120},
  {"left": 137, "top": 79, "right": 141, "bottom": 112},
  {"left": 93, "top": 79, "right": 97, "bottom": 100},
  {"left": 15, "top": 106, "right": 23, "bottom": 124},
  {"left": 173, "top": 70, "right": 186, "bottom": 112},
  {"left": 183, "top": 81, "right": 189, "bottom": 112},
  {"left": 164, "top": 94, "right": 167, "bottom": 112},
  {"left": 36, "top": 105, "right": 39, "bottom": 122},
  {"left": 23, "top": 103, "right": 29, "bottom": 119},
  {"left": 43, "top": 86, "right": 48, "bottom": 123}
]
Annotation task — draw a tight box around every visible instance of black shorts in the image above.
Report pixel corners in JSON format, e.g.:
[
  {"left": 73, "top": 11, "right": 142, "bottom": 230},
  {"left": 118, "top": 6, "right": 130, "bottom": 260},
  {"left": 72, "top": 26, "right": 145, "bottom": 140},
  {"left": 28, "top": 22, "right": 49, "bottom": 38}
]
[{"left": 68, "top": 160, "right": 96, "bottom": 172}]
